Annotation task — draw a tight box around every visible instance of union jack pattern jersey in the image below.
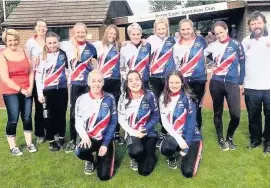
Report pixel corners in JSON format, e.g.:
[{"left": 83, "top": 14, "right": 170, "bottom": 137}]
[
  {"left": 93, "top": 41, "right": 120, "bottom": 80},
  {"left": 120, "top": 42, "right": 151, "bottom": 83},
  {"left": 174, "top": 36, "right": 207, "bottom": 82},
  {"left": 35, "top": 50, "right": 68, "bottom": 96},
  {"left": 159, "top": 90, "right": 202, "bottom": 148},
  {"left": 147, "top": 35, "right": 176, "bottom": 78},
  {"left": 60, "top": 41, "right": 97, "bottom": 86},
  {"left": 118, "top": 90, "right": 159, "bottom": 137},
  {"left": 204, "top": 38, "right": 245, "bottom": 85},
  {"left": 75, "top": 92, "right": 117, "bottom": 147}
]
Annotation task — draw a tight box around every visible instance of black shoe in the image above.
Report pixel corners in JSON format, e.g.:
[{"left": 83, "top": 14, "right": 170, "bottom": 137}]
[
  {"left": 218, "top": 139, "right": 229, "bottom": 151},
  {"left": 226, "top": 138, "right": 237, "bottom": 150},
  {"left": 156, "top": 133, "right": 166, "bottom": 149},
  {"left": 84, "top": 161, "right": 95, "bottom": 175},
  {"left": 114, "top": 133, "right": 124, "bottom": 145},
  {"left": 264, "top": 142, "right": 270, "bottom": 154},
  {"left": 167, "top": 156, "right": 177, "bottom": 169},
  {"left": 248, "top": 140, "right": 262, "bottom": 148},
  {"left": 58, "top": 138, "right": 65, "bottom": 149},
  {"left": 65, "top": 140, "right": 76, "bottom": 153},
  {"left": 130, "top": 158, "right": 138, "bottom": 171},
  {"left": 49, "top": 140, "right": 60, "bottom": 152}
]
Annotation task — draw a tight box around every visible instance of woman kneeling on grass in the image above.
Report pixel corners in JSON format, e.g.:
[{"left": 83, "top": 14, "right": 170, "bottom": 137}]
[
  {"left": 75, "top": 70, "right": 117, "bottom": 181},
  {"left": 118, "top": 70, "right": 159, "bottom": 176},
  {"left": 159, "top": 71, "right": 203, "bottom": 178},
  {"left": 0, "top": 29, "right": 37, "bottom": 156}
]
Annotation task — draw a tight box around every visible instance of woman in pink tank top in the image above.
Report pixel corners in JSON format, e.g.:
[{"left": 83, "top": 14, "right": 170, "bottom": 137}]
[{"left": 0, "top": 29, "right": 37, "bottom": 156}]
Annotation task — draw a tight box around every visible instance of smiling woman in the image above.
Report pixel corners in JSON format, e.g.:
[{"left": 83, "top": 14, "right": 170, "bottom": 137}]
[{"left": 0, "top": 29, "right": 37, "bottom": 156}]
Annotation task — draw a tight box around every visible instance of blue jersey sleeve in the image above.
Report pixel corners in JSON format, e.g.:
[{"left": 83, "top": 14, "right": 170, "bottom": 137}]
[
  {"left": 144, "top": 92, "right": 160, "bottom": 132},
  {"left": 102, "top": 96, "right": 118, "bottom": 147},
  {"left": 183, "top": 95, "right": 197, "bottom": 149},
  {"left": 237, "top": 42, "right": 245, "bottom": 85}
]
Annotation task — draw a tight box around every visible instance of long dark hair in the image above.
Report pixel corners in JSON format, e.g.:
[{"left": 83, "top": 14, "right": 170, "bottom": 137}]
[
  {"left": 162, "top": 71, "right": 196, "bottom": 107},
  {"left": 124, "top": 70, "right": 146, "bottom": 108}
]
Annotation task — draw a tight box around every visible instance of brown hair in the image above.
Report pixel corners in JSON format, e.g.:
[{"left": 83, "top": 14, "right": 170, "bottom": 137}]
[
  {"left": 102, "top": 24, "right": 120, "bottom": 50},
  {"left": 42, "top": 32, "right": 60, "bottom": 60},
  {"left": 248, "top": 11, "right": 267, "bottom": 25},
  {"left": 2, "top": 29, "right": 20, "bottom": 45},
  {"left": 124, "top": 70, "right": 146, "bottom": 108},
  {"left": 212, "top": 21, "right": 228, "bottom": 33}
]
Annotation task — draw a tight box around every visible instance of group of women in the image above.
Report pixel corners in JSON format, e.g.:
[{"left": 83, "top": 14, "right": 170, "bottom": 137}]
[{"left": 0, "top": 16, "right": 245, "bottom": 181}]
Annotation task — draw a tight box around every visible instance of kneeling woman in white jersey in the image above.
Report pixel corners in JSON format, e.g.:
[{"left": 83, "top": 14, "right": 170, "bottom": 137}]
[
  {"left": 75, "top": 70, "right": 117, "bottom": 181},
  {"left": 159, "top": 71, "right": 203, "bottom": 178},
  {"left": 118, "top": 70, "right": 160, "bottom": 176}
]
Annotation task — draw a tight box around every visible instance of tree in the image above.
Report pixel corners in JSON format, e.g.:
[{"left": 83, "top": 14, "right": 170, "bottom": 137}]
[
  {"left": 149, "top": 0, "right": 181, "bottom": 12},
  {"left": 0, "top": 0, "right": 21, "bottom": 23},
  {"left": 149, "top": 0, "right": 225, "bottom": 12},
  {"left": 183, "top": 0, "right": 225, "bottom": 7}
]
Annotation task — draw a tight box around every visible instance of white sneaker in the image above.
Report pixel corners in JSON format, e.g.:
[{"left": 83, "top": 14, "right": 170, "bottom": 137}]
[
  {"left": 26, "top": 143, "right": 37, "bottom": 153},
  {"left": 10, "top": 147, "right": 23, "bottom": 156}
]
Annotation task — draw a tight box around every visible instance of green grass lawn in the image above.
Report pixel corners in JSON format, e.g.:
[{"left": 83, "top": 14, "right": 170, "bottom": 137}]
[{"left": 0, "top": 109, "right": 269, "bottom": 188}]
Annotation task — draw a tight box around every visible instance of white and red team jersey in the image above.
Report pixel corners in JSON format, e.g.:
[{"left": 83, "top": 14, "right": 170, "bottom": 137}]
[
  {"left": 92, "top": 41, "right": 120, "bottom": 80},
  {"left": 75, "top": 92, "right": 117, "bottom": 146},
  {"left": 147, "top": 35, "right": 176, "bottom": 78}
]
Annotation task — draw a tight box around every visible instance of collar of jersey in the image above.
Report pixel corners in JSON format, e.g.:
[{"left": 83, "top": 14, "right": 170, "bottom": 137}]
[{"left": 89, "top": 91, "right": 104, "bottom": 99}]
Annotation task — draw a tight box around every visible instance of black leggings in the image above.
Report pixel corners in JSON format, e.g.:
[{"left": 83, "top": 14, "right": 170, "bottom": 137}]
[
  {"left": 161, "top": 135, "right": 203, "bottom": 178},
  {"left": 209, "top": 80, "right": 240, "bottom": 140},
  {"left": 33, "top": 83, "right": 46, "bottom": 137},
  {"left": 75, "top": 139, "right": 115, "bottom": 181},
  {"left": 70, "top": 85, "right": 89, "bottom": 141},
  {"left": 127, "top": 136, "right": 157, "bottom": 176},
  {"left": 187, "top": 81, "right": 206, "bottom": 130},
  {"left": 103, "top": 79, "right": 121, "bottom": 133},
  {"left": 150, "top": 77, "right": 167, "bottom": 134},
  {"left": 44, "top": 88, "right": 68, "bottom": 141}
]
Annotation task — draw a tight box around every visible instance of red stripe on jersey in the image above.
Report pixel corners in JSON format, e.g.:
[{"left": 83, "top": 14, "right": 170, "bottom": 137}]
[
  {"left": 173, "top": 109, "right": 187, "bottom": 132},
  {"left": 101, "top": 54, "right": 119, "bottom": 77},
  {"left": 71, "top": 57, "right": 92, "bottom": 81},
  {"left": 134, "top": 55, "right": 149, "bottom": 74},
  {"left": 213, "top": 52, "right": 236, "bottom": 75},
  {"left": 193, "top": 140, "right": 203, "bottom": 176},
  {"left": 129, "top": 113, "right": 134, "bottom": 127},
  {"left": 150, "top": 48, "right": 173, "bottom": 74},
  {"left": 44, "top": 64, "right": 65, "bottom": 87},
  {"left": 133, "top": 111, "right": 150, "bottom": 130},
  {"left": 179, "top": 48, "right": 203, "bottom": 75},
  {"left": 88, "top": 112, "right": 110, "bottom": 138},
  {"left": 110, "top": 143, "right": 115, "bottom": 177}
]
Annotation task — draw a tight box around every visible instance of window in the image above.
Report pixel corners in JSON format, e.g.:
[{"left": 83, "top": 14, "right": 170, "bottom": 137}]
[{"left": 48, "top": 27, "right": 69, "bottom": 41}]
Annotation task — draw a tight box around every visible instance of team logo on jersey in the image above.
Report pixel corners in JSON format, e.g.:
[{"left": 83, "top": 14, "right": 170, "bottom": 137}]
[
  {"left": 141, "top": 47, "right": 147, "bottom": 52},
  {"left": 59, "top": 55, "right": 65, "bottom": 61},
  {"left": 84, "top": 50, "right": 91, "bottom": 56},
  {"left": 141, "top": 101, "right": 150, "bottom": 109},
  {"left": 177, "top": 101, "right": 184, "bottom": 108},
  {"left": 226, "top": 47, "right": 233, "bottom": 51},
  {"left": 102, "top": 102, "right": 109, "bottom": 109},
  {"left": 165, "top": 41, "right": 173, "bottom": 46}
]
